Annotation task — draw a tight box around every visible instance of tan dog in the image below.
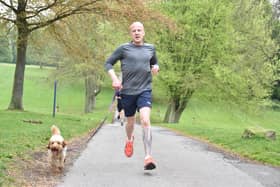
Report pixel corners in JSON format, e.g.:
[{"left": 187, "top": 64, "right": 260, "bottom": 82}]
[{"left": 47, "top": 125, "right": 67, "bottom": 170}]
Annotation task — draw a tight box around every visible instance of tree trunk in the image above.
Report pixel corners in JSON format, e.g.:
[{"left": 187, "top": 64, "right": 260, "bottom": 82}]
[
  {"left": 8, "top": 27, "right": 29, "bottom": 110},
  {"left": 163, "top": 89, "right": 194, "bottom": 123},
  {"left": 84, "top": 77, "right": 100, "bottom": 113},
  {"left": 163, "top": 99, "right": 186, "bottom": 123}
]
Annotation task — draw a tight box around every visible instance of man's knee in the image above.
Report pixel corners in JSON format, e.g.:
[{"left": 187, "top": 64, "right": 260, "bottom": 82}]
[
  {"left": 141, "top": 115, "right": 150, "bottom": 127},
  {"left": 126, "top": 116, "right": 135, "bottom": 126},
  {"left": 140, "top": 107, "right": 151, "bottom": 126}
]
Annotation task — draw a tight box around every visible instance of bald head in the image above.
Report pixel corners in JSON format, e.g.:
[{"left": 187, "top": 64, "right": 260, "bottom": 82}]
[
  {"left": 129, "top": 21, "right": 145, "bottom": 46},
  {"left": 129, "top": 22, "right": 144, "bottom": 30}
]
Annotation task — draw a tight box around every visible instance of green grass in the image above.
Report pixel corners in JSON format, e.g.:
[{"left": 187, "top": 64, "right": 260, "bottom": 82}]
[
  {"left": 157, "top": 97, "right": 280, "bottom": 166},
  {"left": 0, "top": 63, "right": 113, "bottom": 185}
]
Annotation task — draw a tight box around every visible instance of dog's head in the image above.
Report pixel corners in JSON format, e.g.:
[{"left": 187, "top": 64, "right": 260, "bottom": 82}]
[{"left": 47, "top": 125, "right": 67, "bottom": 152}]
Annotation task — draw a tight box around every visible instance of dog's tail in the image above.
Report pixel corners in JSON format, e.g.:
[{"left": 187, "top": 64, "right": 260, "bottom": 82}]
[{"left": 51, "top": 125, "right": 61, "bottom": 135}]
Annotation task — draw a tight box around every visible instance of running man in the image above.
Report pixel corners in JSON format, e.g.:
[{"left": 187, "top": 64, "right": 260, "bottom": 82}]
[{"left": 104, "top": 21, "right": 159, "bottom": 170}]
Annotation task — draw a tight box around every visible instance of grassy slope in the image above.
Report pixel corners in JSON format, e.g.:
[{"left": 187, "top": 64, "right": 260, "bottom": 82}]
[
  {"left": 154, "top": 96, "right": 280, "bottom": 166},
  {"left": 0, "top": 64, "right": 112, "bottom": 185}
]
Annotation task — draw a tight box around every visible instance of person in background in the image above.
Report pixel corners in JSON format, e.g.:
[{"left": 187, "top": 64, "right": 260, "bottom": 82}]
[
  {"left": 115, "top": 90, "right": 125, "bottom": 126},
  {"left": 104, "top": 21, "right": 159, "bottom": 170}
]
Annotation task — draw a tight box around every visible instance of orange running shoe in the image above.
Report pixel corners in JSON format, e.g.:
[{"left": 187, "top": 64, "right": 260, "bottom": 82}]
[
  {"left": 144, "top": 156, "right": 156, "bottom": 170},
  {"left": 124, "top": 136, "right": 134, "bottom": 157}
]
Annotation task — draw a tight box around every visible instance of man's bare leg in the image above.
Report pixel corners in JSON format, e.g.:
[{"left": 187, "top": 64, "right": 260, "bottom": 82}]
[
  {"left": 126, "top": 116, "right": 135, "bottom": 141},
  {"left": 124, "top": 116, "right": 135, "bottom": 157},
  {"left": 140, "top": 106, "right": 156, "bottom": 169},
  {"left": 140, "top": 107, "right": 152, "bottom": 157}
]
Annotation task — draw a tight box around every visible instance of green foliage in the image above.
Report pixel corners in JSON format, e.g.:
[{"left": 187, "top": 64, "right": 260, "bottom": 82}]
[
  {"left": 272, "top": 81, "right": 280, "bottom": 100},
  {"left": 156, "top": 0, "right": 237, "bottom": 122},
  {"left": 271, "top": 1, "right": 280, "bottom": 100},
  {"left": 226, "top": 0, "right": 277, "bottom": 105},
  {"left": 162, "top": 0, "right": 234, "bottom": 94},
  {"left": 0, "top": 24, "right": 12, "bottom": 64},
  {"left": 26, "top": 29, "right": 63, "bottom": 67},
  {"left": 44, "top": 15, "right": 127, "bottom": 85},
  {"left": 156, "top": 0, "right": 278, "bottom": 118},
  {"left": 0, "top": 38, "right": 11, "bottom": 63}
]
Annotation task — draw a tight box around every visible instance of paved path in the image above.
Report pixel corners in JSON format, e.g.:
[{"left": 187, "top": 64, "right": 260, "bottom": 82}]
[{"left": 57, "top": 122, "right": 280, "bottom": 187}]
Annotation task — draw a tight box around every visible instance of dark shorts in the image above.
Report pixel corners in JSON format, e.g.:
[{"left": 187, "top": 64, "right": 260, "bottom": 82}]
[
  {"left": 121, "top": 90, "right": 152, "bottom": 117},
  {"left": 117, "top": 99, "right": 123, "bottom": 112}
]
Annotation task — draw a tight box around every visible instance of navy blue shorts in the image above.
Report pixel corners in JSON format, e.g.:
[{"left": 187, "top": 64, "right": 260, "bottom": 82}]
[
  {"left": 117, "top": 98, "right": 123, "bottom": 112},
  {"left": 121, "top": 90, "right": 152, "bottom": 117}
]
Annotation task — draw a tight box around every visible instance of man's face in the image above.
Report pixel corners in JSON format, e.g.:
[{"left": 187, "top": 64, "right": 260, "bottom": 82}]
[{"left": 130, "top": 23, "right": 145, "bottom": 45}]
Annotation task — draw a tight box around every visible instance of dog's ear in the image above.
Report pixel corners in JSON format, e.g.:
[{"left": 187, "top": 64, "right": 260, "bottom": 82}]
[
  {"left": 63, "top": 141, "right": 67, "bottom": 147},
  {"left": 47, "top": 142, "right": 51, "bottom": 149}
]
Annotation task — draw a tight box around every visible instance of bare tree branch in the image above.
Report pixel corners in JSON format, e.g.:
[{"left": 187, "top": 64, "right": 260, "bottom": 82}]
[
  {"left": 24, "top": 0, "right": 28, "bottom": 8},
  {"left": 0, "top": 14, "right": 16, "bottom": 23},
  {"left": 25, "top": 0, "right": 58, "bottom": 19},
  {"left": 28, "top": 0, "right": 103, "bottom": 32},
  {"left": 9, "top": 0, "right": 13, "bottom": 9},
  {"left": 0, "top": 0, "right": 17, "bottom": 12}
]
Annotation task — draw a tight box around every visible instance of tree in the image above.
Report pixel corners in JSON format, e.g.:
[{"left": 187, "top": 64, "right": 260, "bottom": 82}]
[
  {"left": 0, "top": 0, "right": 114, "bottom": 110},
  {"left": 157, "top": 0, "right": 277, "bottom": 123},
  {"left": 271, "top": 0, "right": 280, "bottom": 100},
  {"left": 47, "top": 15, "right": 124, "bottom": 113},
  {"left": 228, "top": 0, "right": 277, "bottom": 106},
  {"left": 157, "top": 0, "right": 236, "bottom": 123}
]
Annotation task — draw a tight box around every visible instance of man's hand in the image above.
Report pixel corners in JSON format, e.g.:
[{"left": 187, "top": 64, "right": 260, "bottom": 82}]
[
  {"left": 112, "top": 79, "right": 122, "bottom": 90},
  {"left": 151, "top": 64, "right": 159, "bottom": 75},
  {"left": 108, "top": 69, "right": 122, "bottom": 90}
]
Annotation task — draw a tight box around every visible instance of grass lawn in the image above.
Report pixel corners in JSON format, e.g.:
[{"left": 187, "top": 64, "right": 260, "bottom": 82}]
[
  {"left": 0, "top": 63, "right": 112, "bottom": 185},
  {"left": 155, "top": 97, "right": 280, "bottom": 166}
]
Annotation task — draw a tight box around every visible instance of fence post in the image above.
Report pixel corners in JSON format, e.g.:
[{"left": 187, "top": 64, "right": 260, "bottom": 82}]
[{"left": 52, "top": 80, "right": 57, "bottom": 118}]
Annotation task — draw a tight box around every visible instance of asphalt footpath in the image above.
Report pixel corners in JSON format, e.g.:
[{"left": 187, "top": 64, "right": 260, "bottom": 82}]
[{"left": 57, "top": 122, "right": 280, "bottom": 187}]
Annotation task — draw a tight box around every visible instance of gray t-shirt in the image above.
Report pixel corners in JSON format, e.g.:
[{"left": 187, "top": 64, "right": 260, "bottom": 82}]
[{"left": 105, "top": 42, "right": 158, "bottom": 95}]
